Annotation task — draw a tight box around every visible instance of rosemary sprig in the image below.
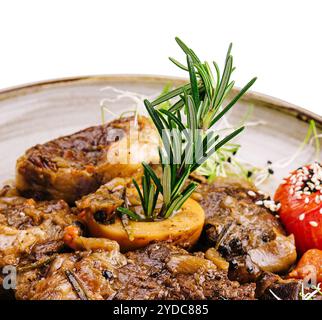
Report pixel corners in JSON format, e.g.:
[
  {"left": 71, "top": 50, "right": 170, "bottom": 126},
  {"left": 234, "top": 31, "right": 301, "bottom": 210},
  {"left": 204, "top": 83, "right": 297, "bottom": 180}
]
[
  {"left": 151, "top": 37, "right": 257, "bottom": 132},
  {"left": 117, "top": 37, "right": 256, "bottom": 220}
]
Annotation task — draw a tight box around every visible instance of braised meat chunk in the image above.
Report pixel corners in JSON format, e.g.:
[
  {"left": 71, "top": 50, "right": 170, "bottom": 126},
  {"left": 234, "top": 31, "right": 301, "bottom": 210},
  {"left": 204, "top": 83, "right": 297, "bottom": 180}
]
[
  {"left": 76, "top": 177, "right": 128, "bottom": 224},
  {"left": 199, "top": 178, "right": 297, "bottom": 283},
  {"left": 14, "top": 243, "right": 255, "bottom": 300},
  {"left": 16, "top": 116, "right": 159, "bottom": 204},
  {"left": 114, "top": 243, "right": 255, "bottom": 300},
  {"left": 255, "top": 272, "right": 302, "bottom": 300},
  {"left": 0, "top": 185, "right": 77, "bottom": 271},
  {"left": 15, "top": 247, "right": 126, "bottom": 300}
]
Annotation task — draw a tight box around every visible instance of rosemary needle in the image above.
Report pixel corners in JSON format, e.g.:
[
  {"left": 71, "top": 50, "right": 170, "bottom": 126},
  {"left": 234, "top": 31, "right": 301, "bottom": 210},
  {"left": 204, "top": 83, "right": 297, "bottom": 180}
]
[{"left": 65, "top": 270, "right": 89, "bottom": 300}]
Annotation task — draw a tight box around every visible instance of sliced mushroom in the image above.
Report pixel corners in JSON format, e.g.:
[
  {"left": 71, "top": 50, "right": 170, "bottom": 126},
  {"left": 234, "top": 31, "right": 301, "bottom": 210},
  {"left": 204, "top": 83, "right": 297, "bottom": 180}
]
[{"left": 248, "top": 232, "right": 297, "bottom": 274}]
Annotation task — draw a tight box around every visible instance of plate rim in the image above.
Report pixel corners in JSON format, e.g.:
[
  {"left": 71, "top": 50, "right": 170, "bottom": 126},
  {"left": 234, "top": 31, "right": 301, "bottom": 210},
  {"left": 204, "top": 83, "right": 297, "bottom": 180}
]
[{"left": 0, "top": 74, "right": 321, "bottom": 126}]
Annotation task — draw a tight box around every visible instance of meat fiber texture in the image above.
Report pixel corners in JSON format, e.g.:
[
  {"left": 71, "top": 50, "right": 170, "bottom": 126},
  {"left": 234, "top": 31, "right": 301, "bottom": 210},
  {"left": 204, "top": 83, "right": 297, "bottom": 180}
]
[
  {"left": 14, "top": 243, "right": 255, "bottom": 300},
  {"left": 0, "top": 183, "right": 300, "bottom": 300},
  {"left": 0, "top": 185, "right": 78, "bottom": 298},
  {"left": 16, "top": 116, "right": 159, "bottom": 204},
  {"left": 199, "top": 177, "right": 297, "bottom": 283}
]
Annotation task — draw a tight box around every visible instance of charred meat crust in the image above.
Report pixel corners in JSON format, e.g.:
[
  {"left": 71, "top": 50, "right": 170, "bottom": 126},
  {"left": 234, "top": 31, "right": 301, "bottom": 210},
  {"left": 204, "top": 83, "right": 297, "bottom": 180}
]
[{"left": 16, "top": 116, "right": 158, "bottom": 204}]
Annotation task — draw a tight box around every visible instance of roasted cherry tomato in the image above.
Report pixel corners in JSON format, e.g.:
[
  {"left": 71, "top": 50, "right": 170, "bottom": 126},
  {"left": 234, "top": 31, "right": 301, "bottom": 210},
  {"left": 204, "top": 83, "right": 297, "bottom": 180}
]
[
  {"left": 274, "top": 163, "right": 322, "bottom": 254},
  {"left": 288, "top": 249, "right": 322, "bottom": 284}
]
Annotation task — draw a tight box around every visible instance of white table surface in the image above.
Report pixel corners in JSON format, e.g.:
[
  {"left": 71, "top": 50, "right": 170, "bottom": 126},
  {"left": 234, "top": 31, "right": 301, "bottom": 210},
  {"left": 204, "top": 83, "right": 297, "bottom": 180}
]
[{"left": 0, "top": 0, "right": 321, "bottom": 116}]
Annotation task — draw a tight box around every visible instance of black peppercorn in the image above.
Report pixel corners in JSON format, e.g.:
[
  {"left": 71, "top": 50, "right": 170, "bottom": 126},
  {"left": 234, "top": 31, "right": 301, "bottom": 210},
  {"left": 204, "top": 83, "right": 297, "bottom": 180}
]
[
  {"left": 94, "top": 210, "right": 107, "bottom": 223},
  {"left": 102, "top": 270, "right": 113, "bottom": 280},
  {"left": 230, "top": 260, "right": 238, "bottom": 270},
  {"left": 229, "top": 238, "right": 244, "bottom": 255},
  {"left": 261, "top": 233, "right": 271, "bottom": 242},
  {"left": 247, "top": 265, "right": 254, "bottom": 273},
  {"left": 218, "top": 244, "right": 231, "bottom": 258}
]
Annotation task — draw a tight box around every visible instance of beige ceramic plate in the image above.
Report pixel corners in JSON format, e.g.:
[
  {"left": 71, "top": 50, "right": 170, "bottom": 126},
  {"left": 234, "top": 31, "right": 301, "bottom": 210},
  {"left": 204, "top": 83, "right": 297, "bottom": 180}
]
[{"left": 0, "top": 75, "right": 321, "bottom": 195}]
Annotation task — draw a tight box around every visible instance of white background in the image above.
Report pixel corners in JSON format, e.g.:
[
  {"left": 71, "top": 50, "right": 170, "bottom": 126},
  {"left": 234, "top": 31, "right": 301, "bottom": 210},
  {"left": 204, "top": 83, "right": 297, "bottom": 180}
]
[{"left": 0, "top": 0, "right": 321, "bottom": 115}]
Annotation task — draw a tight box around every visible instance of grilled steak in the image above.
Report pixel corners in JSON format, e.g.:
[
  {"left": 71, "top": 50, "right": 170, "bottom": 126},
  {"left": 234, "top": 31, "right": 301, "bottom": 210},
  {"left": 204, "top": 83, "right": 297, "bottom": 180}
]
[
  {"left": 14, "top": 243, "right": 255, "bottom": 300},
  {"left": 16, "top": 116, "right": 159, "bottom": 204},
  {"left": 198, "top": 178, "right": 297, "bottom": 283},
  {"left": 0, "top": 185, "right": 78, "bottom": 298}
]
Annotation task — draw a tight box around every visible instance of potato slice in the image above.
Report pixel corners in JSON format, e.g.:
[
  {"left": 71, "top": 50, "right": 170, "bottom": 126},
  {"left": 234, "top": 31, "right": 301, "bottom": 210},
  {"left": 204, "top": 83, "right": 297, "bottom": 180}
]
[{"left": 85, "top": 198, "right": 205, "bottom": 251}]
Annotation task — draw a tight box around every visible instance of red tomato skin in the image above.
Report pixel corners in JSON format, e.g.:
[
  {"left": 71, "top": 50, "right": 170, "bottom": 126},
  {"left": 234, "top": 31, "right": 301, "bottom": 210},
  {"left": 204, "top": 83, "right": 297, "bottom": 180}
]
[{"left": 274, "top": 171, "right": 322, "bottom": 254}]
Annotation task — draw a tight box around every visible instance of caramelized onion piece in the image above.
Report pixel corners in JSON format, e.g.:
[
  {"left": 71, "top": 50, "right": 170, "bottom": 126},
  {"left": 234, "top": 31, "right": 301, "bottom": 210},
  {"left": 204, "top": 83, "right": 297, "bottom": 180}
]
[
  {"left": 167, "top": 255, "right": 215, "bottom": 274},
  {"left": 205, "top": 248, "right": 229, "bottom": 271}
]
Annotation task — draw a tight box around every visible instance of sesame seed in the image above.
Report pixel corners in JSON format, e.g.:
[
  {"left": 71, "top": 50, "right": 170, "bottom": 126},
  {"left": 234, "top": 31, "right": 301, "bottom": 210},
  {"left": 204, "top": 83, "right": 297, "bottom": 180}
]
[
  {"left": 287, "top": 164, "right": 322, "bottom": 200},
  {"left": 320, "top": 208, "right": 322, "bottom": 214},
  {"left": 309, "top": 221, "right": 318, "bottom": 227},
  {"left": 305, "top": 197, "right": 309, "bottom": 204},
  {"left": 247, "top": 190, "right": 256, "bottom": 197},
  {"left": 255, "top": 200, "right": 263, "bottom": 205},
  {"left": 299, "top": 213, "right": 305, "bottom": 221},
  {"left": 307, "top": 182, "right": 315, "bottom": 189}
]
